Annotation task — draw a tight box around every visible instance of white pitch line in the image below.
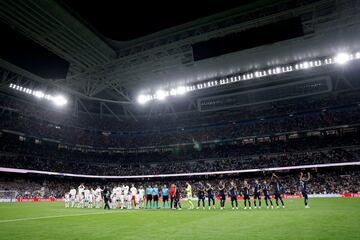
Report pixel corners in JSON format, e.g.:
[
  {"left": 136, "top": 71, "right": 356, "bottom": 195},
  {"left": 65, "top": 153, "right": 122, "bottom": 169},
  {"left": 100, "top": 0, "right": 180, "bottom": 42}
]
[{"left": 0, "top": 210, "right": 135, "bottom": 223}]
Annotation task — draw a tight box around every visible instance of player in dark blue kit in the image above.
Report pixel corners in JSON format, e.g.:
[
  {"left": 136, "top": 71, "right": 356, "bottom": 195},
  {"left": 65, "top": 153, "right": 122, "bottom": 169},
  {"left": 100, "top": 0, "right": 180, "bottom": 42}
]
[
  {"left": 263, "top": 180, "right": 274, "bottom": 209},
  {"left": 271, "top": 173, "right": 285, "bottom": 208},
  {"left": 229, "top": 182, "right": 238, "bottom": 210},
  {"left": 219, "top": 182, "right": 226, "bottom": 210},
  {"left": 197, "top": 183, "right": 206, "bottom": 210},
  {"left": 206, "top": 183, "right": 215, "bottom": 210},
  {"left": 300, "top": 172, "right": 311, "bottom": 208},
  {"left": 242, "top": 181, "right": 251, "bottom": 209},
  {"left": 253, "top": 180, "right": 262, "bottom": 209}
]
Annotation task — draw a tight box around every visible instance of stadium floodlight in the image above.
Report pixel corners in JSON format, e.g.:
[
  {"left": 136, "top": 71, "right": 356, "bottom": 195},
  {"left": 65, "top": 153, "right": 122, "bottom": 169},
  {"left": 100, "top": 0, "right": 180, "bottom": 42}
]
[
  {"left": 9, "top": 83, "right": 68, "bottom": 107},
  {"left": 44, "top": 94, "right": 52, "bottom": 100},
  {"left": 51, "top": 95, "right": 67, "bottom": 106},
  {"left": 137, "top": 94, "right": 150, "bottom": 104},
  {"left": 156, "top": 89, "right": 167, "bottom": 100},
  {"left": 302, "top": 62, "right": 309, "bottom": 69},
  {"left": 33, "top": 91, "right": 45, "bottom": 98},
  {"left": 335, "top": 52, "right": 350, "bottom": 64},
  {"left": 169, "top": 88, "right": 177, "bottom": 96},
  {"left": 176, "top": 86, "right": 187, "bottom": 95},
  {"left": 139, "top": 49, "right": 360, "bottom": 103}
]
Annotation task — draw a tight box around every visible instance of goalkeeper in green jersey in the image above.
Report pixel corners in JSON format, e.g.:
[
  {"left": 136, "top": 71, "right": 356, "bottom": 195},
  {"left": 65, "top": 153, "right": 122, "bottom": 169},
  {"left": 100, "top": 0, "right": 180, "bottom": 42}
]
[{"left": 186, "top": 182, "right": 194, "bottom": 209}]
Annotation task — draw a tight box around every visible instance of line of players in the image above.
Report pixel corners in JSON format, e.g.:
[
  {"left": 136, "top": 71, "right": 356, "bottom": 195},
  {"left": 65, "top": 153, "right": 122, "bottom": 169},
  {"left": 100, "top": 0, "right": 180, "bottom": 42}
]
[
  {"left": 64, "top": 172, "right": 311, "bottom": 210},
  {"left": 65, "top": 184, "right": 146, "bottom": 209}
]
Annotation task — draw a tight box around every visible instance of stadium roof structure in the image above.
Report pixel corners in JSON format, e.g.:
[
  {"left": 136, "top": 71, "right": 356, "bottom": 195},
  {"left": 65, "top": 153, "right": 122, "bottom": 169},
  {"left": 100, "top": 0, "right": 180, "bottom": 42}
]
[{"left": 1, "top": 0, "right": 360, "bottom": 120}]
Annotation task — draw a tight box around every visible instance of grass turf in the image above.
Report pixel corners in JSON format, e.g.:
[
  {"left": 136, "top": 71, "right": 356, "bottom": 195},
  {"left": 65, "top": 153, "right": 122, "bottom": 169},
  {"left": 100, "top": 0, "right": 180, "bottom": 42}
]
[{"left": 0, "top": 198, "right": 359, "bottom": 240}]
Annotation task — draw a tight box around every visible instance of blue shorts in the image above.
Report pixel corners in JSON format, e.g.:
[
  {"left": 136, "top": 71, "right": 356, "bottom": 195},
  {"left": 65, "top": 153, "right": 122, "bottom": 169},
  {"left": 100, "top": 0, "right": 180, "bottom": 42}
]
[{"left": 302, "top": 192, "right": 308, "bottom": 198}]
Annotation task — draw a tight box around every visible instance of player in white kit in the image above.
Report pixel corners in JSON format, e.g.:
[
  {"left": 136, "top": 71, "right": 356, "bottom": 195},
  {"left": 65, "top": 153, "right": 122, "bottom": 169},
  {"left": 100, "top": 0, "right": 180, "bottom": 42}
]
[
  {"left": 114, "top": 185, "right": 122, "bottom": 209},
  {"left": 88, "top": 189, "right": 94, "bottom": 208},
  {"left": 111, "top": 186, "right": 118, "bottom": 209},
  {"left": 118, "top": 187, "right": 125, "bottom": 209},
  {"left": 84, "top": 188, "right": 91, "bottom": 208},
  {"left": 130, "top": 184, "right": 137, "bottom": 209},
  {"left": 110, "top": 186, "right": 117, "bottom": 209},
  {"left": 138, "top": 186, "right": 145, "bottom": 209},
  {"left": 64, "top": 192, "right": 70, "bottom": 208},
  {"left": 77, "top": 184, "right": 85, "bottom": 208},
  {"left": 135, "top": 190, "right": 142, "bottom": 209},
  {"left": 69, "top": 187, "right": 77, "bottom": 208},
  {"left": 95, "top": 186, "right": 103, "bottom": 208},
  {"left": 75, "top": 194, "right": 80, "bottom": 208},
  {"left": 123, "top": 185, "right": 130, "bottom": 209},
  {"left": 78, "top": 184, "right": 85, "bottom": 196}
]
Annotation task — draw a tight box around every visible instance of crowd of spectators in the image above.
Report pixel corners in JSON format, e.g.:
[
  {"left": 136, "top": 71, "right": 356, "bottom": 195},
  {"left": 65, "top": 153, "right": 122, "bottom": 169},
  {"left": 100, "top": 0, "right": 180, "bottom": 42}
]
[
  {"left": 1, "top": 89, "right": 360, "bottom": 148},
  {"left": 2, "top": 104, "right": 360, "bottom": 148},
  {"left": 1, "top": 130, "right": 359, "bottom": 175},
  {"left": 2, "top": 89, "right": 360, "bottom": 132}
]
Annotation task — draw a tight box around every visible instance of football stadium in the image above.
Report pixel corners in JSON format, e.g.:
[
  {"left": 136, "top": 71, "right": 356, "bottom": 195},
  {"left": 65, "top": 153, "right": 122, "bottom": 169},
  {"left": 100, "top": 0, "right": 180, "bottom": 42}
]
[{"left": 0, "top": 0, "right": 360, "bottom": 239}]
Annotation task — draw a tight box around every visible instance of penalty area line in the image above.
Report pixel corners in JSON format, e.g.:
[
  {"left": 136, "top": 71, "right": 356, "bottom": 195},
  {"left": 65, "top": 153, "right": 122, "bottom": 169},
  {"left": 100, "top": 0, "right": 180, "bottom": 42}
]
[{"left": 0, "top": 210, "right": 136, "bottom": 223}]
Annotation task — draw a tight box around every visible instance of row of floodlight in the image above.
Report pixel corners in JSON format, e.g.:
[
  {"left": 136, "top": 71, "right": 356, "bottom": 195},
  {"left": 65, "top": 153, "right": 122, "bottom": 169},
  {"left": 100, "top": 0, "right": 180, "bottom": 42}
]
[
  {"left": 9, "top": 83, "right": 68, "bottom": 107},
  {"left": 137, "top": 52, "right": 359, "bottom": 104}
]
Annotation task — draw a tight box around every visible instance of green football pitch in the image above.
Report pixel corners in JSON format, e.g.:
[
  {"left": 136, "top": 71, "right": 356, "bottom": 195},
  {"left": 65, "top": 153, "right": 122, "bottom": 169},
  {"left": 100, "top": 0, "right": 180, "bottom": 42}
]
[{"left": 0, "top": 198, "right": 359, "bottom": 240}]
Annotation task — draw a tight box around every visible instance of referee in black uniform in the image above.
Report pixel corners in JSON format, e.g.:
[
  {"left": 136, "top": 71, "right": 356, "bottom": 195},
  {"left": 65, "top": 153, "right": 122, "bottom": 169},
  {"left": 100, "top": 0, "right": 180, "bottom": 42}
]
[{"left": 103, "top": 186, "right": 111, "bottom": 210}]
